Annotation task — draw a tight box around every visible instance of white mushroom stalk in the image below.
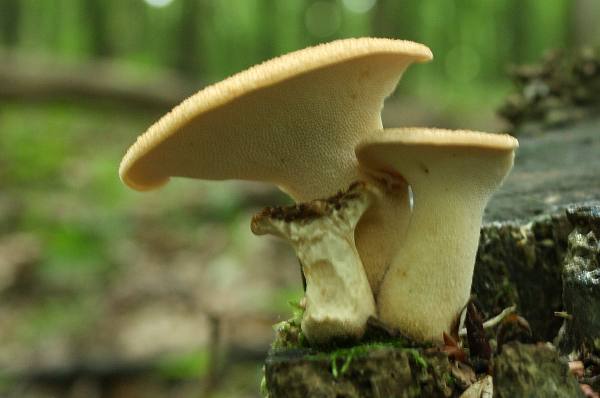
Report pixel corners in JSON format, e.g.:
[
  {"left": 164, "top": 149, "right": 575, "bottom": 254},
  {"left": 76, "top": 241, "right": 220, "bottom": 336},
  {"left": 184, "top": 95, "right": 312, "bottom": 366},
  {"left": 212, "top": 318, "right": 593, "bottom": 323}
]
[
  {"left": 251, "top": 182, "right": 377, "bottom": 344},
  {"left": 356, "top": 128, "right": 518, "bottom": 342}
]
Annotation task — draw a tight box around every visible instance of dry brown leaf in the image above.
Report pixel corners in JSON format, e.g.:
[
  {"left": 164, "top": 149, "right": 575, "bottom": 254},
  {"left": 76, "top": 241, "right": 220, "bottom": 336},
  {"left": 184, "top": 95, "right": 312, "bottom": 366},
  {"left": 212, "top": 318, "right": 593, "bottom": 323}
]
[
  {"left": 442, "top": 331, "right": 467, "bottom": 363},
  {"left": 581, "top": 384, "right": 600, "bottom": 398},
  {"left": 459, "top": 375, "right": 493, "bottom": 398},
  {"left": 570, "top": 360, "right": 585, "bottom": 378}
]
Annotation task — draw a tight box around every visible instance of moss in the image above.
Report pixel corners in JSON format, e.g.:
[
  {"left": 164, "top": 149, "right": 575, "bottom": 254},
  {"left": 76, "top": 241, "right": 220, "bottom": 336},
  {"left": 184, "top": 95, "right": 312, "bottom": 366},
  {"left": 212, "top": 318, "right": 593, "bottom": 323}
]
[
  {"left": 259, "top": 369, "right": 269, "bottom": 398},
  {"left": 327, "top": 343, "right": 395, "bottom": 378},
  {"left": 265, "top": 343, "right": 453, "bottom": 397},
  {"left": 444, "top": 372, "right": 456, "bottom": 387},
  {"left": 269, "top": 291, "right": 437, "bottom": 388},
  {"left": 271, "top": 300, "right": 309, "bottom": 349},
  {"left": 302, "top": 340, "right": 434, "bottom": 382},
  {"left": 406, "top": 348, "right": 429, "bottom": 370},
  {"left": 271, "top": 296, "right": 434, "bottom": 360}
]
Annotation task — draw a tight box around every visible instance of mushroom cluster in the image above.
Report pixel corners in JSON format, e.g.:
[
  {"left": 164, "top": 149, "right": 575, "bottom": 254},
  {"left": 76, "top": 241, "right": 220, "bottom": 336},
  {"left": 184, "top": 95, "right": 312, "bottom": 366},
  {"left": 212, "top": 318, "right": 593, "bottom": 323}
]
[{"left": 119, "top": 38, "right": 518, "bottom": 345}]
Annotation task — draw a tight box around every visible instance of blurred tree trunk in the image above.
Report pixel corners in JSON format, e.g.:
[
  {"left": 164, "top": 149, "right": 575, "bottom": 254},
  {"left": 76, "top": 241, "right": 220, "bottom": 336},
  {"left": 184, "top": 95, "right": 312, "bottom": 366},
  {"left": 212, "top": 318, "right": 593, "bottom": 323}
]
[
  {"left": 84, "top": 0, "right": 112, "bottom": 57},
  {"left": 569, "top": 0, "right": 600, "bottom": 47},
  {"left": 371, "top": 0, "right": 418, "bottom": 39},
  {"left": 371, "top": 0, "right": 394, "bottom": 38},
  {"left": 176, "top": 0, "right": 206, "bottom": 77},
  {"left": 0, "top": 53, "right": 195, "bottom": 109},
  {"left": 258, "top": 0, "right": 277, "bottom": 60},
  {"left": 507, "top": 0, "right": 529, "bottom": 63},
  {"left": 299, "top": 0, "right": 314, "bottom": 47},
  {"left": 0, "top": 0, "right": 20, "bottom": 47}
]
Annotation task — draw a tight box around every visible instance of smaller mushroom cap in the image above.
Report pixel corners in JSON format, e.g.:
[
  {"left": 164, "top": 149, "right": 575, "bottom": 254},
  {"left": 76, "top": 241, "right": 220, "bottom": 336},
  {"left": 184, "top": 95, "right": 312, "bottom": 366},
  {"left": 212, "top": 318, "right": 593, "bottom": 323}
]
[
  {"left": 357, "top": 128, "right": 518, "bottom": 156},
  {"left": 356, "top": 128, "right": 518, "bottom": 190}
]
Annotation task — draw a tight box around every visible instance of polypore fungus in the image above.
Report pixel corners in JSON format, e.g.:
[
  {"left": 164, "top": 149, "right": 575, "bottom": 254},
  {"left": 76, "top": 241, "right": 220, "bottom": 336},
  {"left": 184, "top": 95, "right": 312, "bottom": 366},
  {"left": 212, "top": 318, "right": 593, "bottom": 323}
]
[
  {"left": 356, "top": 128, "right": 518, "bottom": 342},
  {"left": 119, "top": 38, "right": 433, "bottom": 295},
  {"left": 251, "top": 182, "right": 377, "bottom": 344}
]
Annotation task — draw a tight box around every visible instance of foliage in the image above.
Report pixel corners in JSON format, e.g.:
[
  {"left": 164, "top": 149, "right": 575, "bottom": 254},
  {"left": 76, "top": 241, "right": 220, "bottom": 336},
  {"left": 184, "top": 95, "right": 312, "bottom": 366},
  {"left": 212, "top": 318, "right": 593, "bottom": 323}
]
[
  {"left": 499, "top": 47, "right": 600, "bottom": 133},
  {"left": 0, "top": 0, "right": 586, "bottom": 111},
  {"left": 155, "top": 349, "right": 210, "bottom": 380}
]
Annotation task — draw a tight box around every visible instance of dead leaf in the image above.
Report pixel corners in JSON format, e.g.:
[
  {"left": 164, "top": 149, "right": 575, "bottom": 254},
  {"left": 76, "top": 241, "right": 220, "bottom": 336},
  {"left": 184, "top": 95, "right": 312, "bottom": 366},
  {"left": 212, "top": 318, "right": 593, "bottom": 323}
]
[
  {"left": 569, "top": 360, "right": 585, "bottom": 378},
  {"left": 465, "top": 302, "right": 491, "bottom": 361},
  {"left": 442, "top": 332, "right": 467, "bottom": 363},
  {"left": 581, "top": 384, "right": 600, "bottom": 398},
  {"left": 459, "top": 375, "right": 493, "bottom": 398}
]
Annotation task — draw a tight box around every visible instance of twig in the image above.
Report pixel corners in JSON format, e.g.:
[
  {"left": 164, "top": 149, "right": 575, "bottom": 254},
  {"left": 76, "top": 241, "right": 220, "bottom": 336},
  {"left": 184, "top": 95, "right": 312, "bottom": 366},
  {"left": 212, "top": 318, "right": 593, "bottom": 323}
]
[
  {"left": 554, "top": 311, "right": 574, "bottom": 320},
  {"left": 459, "top": 305, "right": 517, "bottom": 336}
]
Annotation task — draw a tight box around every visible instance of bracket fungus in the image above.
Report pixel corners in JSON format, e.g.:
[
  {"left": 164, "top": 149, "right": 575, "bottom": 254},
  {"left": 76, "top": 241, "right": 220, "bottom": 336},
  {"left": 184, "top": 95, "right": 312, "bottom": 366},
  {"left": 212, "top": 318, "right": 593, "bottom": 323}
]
[
  {"left": 119, "top": 37, "right": 433, "bottom": 295},
  {"left": 119, "top": 37, "right": 520, "bottom": 346},
  {"left": 356, "top": 128, "right": 519, "bottom": 342},
  {"left": 251, "top": 182, "right": 377, "bottom": 344}
]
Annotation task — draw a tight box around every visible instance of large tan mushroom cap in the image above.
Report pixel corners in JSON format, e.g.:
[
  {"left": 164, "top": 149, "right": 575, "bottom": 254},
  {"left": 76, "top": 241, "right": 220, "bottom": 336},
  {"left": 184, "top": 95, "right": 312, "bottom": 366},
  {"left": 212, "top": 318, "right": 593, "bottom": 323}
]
[
  {"left": 356, "top": 128, "right": 518, "bottom": 342},
  {"left": 118, "top": 37, "right": 432, "bottom": 200}
]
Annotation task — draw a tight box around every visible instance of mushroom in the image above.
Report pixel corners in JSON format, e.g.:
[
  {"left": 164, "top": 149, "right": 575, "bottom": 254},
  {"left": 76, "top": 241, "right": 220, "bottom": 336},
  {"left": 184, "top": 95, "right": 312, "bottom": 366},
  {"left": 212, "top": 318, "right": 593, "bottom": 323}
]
[
  {"left": 119, "top": 38, "right": 433, "bottom": 294},
  {"left": 251, "top": 182, "right": 377, "bottom": 344},
  {"left": 356, "top": 128, "right": 518, "bottom": 342}
]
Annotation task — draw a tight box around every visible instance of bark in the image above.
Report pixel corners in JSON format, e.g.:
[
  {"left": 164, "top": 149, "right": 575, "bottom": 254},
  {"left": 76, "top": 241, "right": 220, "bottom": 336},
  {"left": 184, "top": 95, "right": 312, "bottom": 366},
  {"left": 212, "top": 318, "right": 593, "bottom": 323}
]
[
  {"left": 0, "top": 0, "right": 20, "bottom": 47},
  {"left": 0, "top": 52, "right": 197, "bottom": 110}
]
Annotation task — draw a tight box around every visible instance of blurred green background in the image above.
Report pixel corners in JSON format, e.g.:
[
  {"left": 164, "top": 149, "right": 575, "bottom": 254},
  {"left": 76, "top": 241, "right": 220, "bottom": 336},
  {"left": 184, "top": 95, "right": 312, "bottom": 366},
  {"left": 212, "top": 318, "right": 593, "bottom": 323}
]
[{"left": 0, "top": 1, "right": 598, "bottom": 397}]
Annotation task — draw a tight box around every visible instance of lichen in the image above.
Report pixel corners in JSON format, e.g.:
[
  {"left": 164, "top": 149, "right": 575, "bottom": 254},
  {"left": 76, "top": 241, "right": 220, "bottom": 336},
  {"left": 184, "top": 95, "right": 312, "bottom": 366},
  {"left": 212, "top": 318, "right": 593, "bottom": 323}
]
[{"left": 558, "top": 205, "right": 600, "bottom": 355}]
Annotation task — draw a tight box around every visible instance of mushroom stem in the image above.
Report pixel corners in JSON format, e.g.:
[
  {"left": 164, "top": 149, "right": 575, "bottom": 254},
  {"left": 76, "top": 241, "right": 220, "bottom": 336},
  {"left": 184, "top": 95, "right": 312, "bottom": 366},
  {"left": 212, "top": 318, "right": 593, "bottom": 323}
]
[
  {"left": 251, "top": 182, "right": 377, "bottom": 344},
  {"left": 379, "top": 178, "right": 481, "bottom": 340},
  {"left": 357, "top": 128, "right": 518, "bottom": 342}
]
